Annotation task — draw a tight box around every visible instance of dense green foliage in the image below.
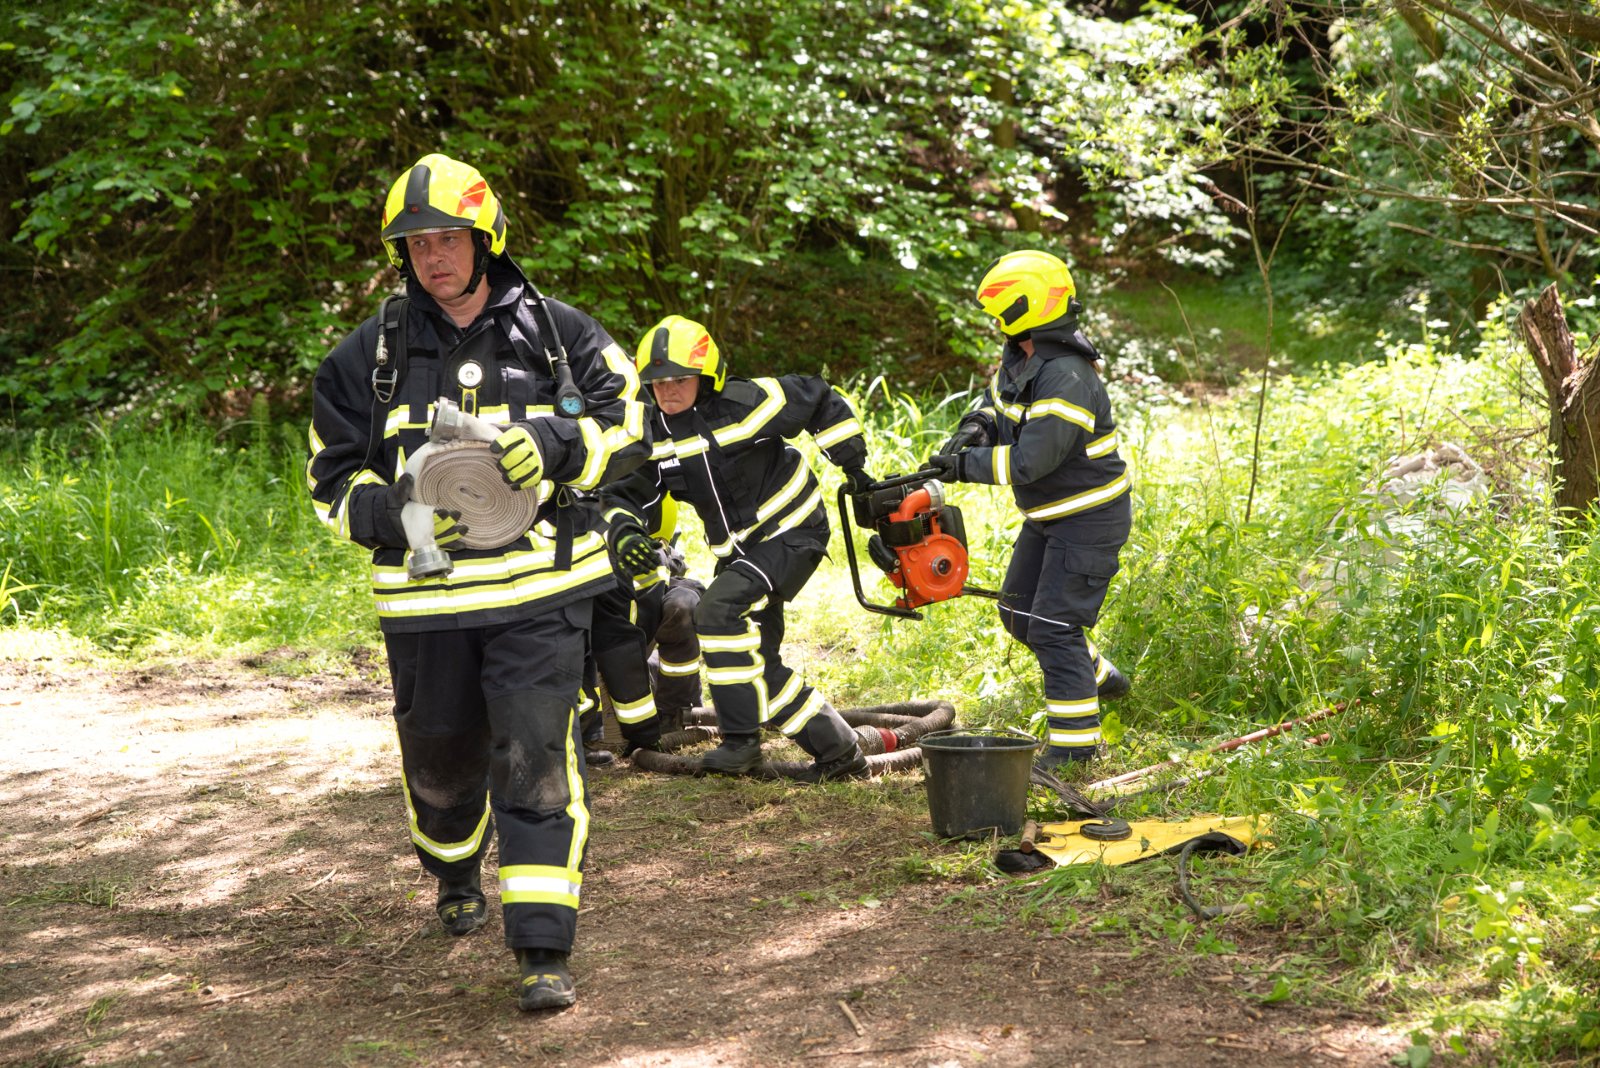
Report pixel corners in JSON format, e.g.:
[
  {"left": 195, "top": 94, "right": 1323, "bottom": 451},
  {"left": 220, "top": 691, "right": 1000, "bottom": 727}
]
[{"left": 7, "top": 1, "right": 1594, "bottom": 428}]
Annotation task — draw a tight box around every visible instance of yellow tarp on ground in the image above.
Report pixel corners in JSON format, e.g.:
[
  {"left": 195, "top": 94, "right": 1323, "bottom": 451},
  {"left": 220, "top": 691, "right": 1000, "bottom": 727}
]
[{"left": 1034, "top": 814, "right": 1272, "bottom": 867}]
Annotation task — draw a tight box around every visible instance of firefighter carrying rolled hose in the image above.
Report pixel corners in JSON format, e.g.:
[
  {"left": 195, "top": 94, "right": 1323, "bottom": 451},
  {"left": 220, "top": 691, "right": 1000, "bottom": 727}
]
[{"left": 307, "top": 153, "right": 647, "bottom": 1012}]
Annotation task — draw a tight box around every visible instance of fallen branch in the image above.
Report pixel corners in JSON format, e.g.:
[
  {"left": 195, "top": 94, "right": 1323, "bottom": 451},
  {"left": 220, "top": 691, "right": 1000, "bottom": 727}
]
[{"left": 1088, "top": 704, "right": 1346, "bottom": 793}]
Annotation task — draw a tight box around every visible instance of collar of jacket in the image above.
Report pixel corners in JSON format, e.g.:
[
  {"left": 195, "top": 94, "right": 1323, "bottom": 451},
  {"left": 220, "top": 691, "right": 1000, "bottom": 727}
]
[
  {"left": 1001, "top": 323, "right": 1100, "bottom": 383},
  {"left": 403, "top": 256, "right": 526, "bottom": 330}
]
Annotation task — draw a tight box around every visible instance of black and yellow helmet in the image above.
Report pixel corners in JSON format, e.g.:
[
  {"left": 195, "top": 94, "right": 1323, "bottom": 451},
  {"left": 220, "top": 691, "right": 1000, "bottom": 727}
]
[
  {"left": 634, "top": 315, "right": 726, "bottom": 393},
  {"left": 975, "top": 250, "right": 1077, "bottom": 336},
  {"left": 379, "top": 154, "right": 508, "bottom": 271}
]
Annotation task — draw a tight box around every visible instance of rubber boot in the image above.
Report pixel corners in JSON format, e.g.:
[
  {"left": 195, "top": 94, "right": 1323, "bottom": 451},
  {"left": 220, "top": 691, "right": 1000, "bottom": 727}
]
[
  {"left": 436, "top": 867, "right": 488, "bottom": 937},
  {"left": 793, "top": 704, "right": 869, "bottom": 783},
  {"left": 699, "top": 733, "right": 764, "bottom": 775},
  {"left": 516, "top": 948, "right": 576, "bottom": 1011},
  {"left": 1098, "top": 659, "right": 1131, "bottom": 702}
]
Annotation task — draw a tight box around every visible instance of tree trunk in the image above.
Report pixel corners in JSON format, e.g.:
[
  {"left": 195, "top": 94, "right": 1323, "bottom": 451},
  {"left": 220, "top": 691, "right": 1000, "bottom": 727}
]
[{"left": 1520, "top": 283, "right": 1600, "bottom": 513}]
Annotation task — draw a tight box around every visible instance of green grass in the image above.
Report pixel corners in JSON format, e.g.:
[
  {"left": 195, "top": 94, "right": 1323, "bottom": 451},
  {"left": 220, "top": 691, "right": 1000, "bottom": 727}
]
[
  {"left": 1092, "top": 269, "right": 1393, "bottom": 383},
  {"left": 2, "top": 294, "right": 1598, "bottom": 1061}
]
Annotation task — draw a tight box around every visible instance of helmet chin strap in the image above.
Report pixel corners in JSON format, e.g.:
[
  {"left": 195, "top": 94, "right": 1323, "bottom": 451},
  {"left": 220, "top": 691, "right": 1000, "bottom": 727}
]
[{"left": 463, "top": 232, "right": 491, "bottom": 296}]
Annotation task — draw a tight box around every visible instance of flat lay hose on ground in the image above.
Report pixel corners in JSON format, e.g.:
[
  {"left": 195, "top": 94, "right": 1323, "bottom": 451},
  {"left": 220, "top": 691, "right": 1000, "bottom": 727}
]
[{"left": 631, "top": 700, "right": 956, "bottom": 778}]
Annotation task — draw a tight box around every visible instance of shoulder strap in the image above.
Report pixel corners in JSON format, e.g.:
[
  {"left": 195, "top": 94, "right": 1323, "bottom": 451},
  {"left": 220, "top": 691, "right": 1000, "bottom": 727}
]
[{"left": 369, "top": 295, "right": 409, "bottom": 450}]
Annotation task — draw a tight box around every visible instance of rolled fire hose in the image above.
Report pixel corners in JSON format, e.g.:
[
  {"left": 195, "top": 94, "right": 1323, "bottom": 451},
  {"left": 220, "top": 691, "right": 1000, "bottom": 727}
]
[
  {"left": 631, "top": 700, "right": 956, "bottom": 779},
  {"left": 400, "top": 398, "right": 540, "bottom": 579}
]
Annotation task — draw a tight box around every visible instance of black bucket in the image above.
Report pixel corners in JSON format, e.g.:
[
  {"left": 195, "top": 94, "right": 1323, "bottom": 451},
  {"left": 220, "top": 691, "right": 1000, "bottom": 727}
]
[{"left": 920, "top": 728, "right": 1040, "bottom": 839}]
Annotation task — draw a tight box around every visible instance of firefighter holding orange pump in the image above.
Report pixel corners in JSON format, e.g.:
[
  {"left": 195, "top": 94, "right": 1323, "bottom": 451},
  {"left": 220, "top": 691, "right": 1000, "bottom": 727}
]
[{"left": 927, "top": 251, "right": 1133, "bottom": 774}]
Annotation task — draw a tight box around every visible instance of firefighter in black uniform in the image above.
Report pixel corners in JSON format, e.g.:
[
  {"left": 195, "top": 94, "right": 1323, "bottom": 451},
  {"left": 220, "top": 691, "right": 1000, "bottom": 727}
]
[
  {"left": 580, "top": 506, "right": 706, "bottom": 760},
  {"left": 612, "top": 315, "right": 873, "bottom": 781},
  {"left": 306, "top": 154, "right": 647, "bottom": 1011},
  {"left": 928, "top": 250, "right": 1132, "bottom": 773}
]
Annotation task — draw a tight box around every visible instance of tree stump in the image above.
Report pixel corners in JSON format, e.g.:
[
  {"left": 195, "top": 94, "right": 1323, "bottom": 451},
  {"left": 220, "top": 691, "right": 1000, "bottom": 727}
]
[{"left": 1519, "top": 284, "right": 1600, "bottom": 514}]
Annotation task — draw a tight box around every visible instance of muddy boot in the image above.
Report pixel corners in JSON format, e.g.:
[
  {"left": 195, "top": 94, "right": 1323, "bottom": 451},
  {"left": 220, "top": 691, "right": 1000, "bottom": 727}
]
[
  {"left": 583, "top": 744, "right": 615, "bottom": 767},
  {"left": 699, "top": 733, "right": 764, "bottom": 775},
  {"left": 794, "top": 704, "right": 870, "bottom": 783},
  {"left": 1098, "top": 659, "right": 1131, "bottom": 702},
  {"left": 436, "top": 869, "right": 488, "bottom": 937},
  {"left": 657, "top": 706, "right": 688, "bottom": 735},
  {"left": 516, "top": 949, "right": 576, "bottom": 1011}
]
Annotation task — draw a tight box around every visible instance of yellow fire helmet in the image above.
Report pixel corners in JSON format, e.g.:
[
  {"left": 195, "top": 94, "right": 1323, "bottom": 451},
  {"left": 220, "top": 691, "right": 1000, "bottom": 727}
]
[
  {"left": 635, "top": 314, "right": 727, "bottom": 393},
  {"left": 975, "top": 250, "right": 1077, "bottom": 335},
  {"left": 379, "top": 153, "right": 508, "bottom": 271}
]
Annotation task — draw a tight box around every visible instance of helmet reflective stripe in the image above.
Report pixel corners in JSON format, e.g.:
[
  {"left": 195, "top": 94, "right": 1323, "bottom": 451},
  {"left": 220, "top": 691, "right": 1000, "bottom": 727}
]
[
  {"left": 635, "top": 314, "right": 726, "bottom": 392},
  {"left": 380, "top": 153, "right": 508, "bottom": 270},
  {"left": 975, "top": 250, "right": 1077, "bottom": 336}
]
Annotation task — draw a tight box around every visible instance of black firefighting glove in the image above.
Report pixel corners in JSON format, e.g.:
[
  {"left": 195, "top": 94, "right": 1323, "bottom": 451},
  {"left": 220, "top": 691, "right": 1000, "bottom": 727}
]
[
  {"left": 926, "top": 452, "right": 965, "bottom": 483},
  {"left": 381, "top": 474, "right": 469, "bottom": 549},
  {"left": 939, "top": 409, "right": 996, "bottom": 455},
  {"left": 608, "top": 517, "right": 660, "bottom": 579},
  {"left": 842, "top": 465, "right": 874, "bottom": 494},
  {"left": 490, "top": 424, "right": 544, "bottom": 490}
]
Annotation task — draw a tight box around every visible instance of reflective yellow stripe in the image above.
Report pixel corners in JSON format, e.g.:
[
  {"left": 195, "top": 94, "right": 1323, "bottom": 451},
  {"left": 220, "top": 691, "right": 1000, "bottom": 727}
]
[
  {"left": 673, "top": 436, "right": 709, "bottom": 459},
  {"left": 401, "top": 769, "right": 490, "bottom": 863},
  {"left": 613, "top": 693, "right": 657, "bottom": 724},
  {"left": 1047, "top": 697, "right": 1099, "bottom": 717},
  {"left": 562, "top": 703, "right": 588, "bottom": 872},
  {"left": 1022, "top": 473, "right": 1131, "bottom": 522},
  {"left": 572, "top": 415, "right": 606, "bottom": 489},
  {"left": 1048, "top": 728, "right": 1101, "bottom": 747},
  {"left": 712, "top": 378, "right": 785, "bottom": 447},
  {"left": 1028, "top": 397, "right": 1095, "bottom": 431},
  {"left": 659, "top": 657, "right": 701, "bottom": 676},
  {"left": 1085, "top": 429, "right": 1119, "bottom": 458},
  {"left": 707, "top": 663, "right": 764, "bottom": 684},
  {"left": 989, "top": 379, "right": 1024, "bottom": 422},
  {"left": 650, "top": 439, "right": 676, "bottom": 462},
  {"left": 777, "top": 690, "right": 825, "bottom": 737},
  {"left": 373, "top": 542, "right": 614, "bottom": 618},
  {"left": 992, "top": 446, "right": 1012, "bottom": 486},
  {"left": 767, "top": 673, "right": 804, "bottom": 717},
  {"left": 813, "top": 415, "right": 862, "bottom": 450},
  {"left": 500, "top": 864, "right": 583, "bottom": 909},
  {"left": 700, "top": 631, "right": 760, "bottom": 653}
]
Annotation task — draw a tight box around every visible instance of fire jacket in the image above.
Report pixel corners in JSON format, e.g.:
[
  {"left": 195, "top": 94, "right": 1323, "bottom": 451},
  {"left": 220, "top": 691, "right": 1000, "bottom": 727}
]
[
  {"left": 961, "top": 320, "right": 1129, "bottom": 524},
  {"left": 306, "top": 260, "right": 648, "bottom": 633},
  {"left": 611, "top": 375, "right": 866, "bottom": 564}
]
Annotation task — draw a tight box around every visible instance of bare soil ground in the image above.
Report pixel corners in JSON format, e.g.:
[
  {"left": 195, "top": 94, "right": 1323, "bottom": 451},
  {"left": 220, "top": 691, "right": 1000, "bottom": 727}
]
[{"left": 0, "top": 650, "right": 1406, "bottom": 1067}]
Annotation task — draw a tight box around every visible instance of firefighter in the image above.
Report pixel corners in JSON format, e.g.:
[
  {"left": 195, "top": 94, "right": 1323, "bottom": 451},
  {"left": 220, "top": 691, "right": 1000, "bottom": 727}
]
[
  {"left": 306, "top": 153, "right": 648, "bottom": 1011},
  {"left": 613, "top": 315, "right": 873, "bottom": 781},
  {"left": 581, "top": 504, "right": 707, "bottom": 761},
  {"left": 927, "top": 250, "right": 1132, "bottom": 774}
]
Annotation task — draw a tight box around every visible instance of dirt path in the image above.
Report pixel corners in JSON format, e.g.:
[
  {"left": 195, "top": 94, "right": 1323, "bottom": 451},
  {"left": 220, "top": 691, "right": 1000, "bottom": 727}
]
[{"left": 0, "top": 652, "right": 1404, "bottom": 1067}]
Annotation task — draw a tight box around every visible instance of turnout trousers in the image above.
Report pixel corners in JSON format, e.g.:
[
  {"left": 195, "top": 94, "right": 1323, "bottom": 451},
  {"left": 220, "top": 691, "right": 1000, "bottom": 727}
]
[
  {"left": 385, "top": 602, "right": 591, "bottom": 953},
  {"left": 694, "top": 533, "right": 833, "bottom": 748},
  {"left": 997, "top": 496, "right": 1131, "bottom": 761},
  {"left": 586, "top": 577, "right": 705, "bottom": 744}
]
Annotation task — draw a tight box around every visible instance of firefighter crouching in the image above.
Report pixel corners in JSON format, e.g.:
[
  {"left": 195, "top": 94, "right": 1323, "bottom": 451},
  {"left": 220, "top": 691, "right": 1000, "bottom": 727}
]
[
  {"left": 306, "top": 153, "right": 647, "bottom": 1011},
  {"left": 927, "top": 250, "right": 1132, "bottom": 774},
  {"left": 613, "top": 315, "right": 874, "bottom": 781}
]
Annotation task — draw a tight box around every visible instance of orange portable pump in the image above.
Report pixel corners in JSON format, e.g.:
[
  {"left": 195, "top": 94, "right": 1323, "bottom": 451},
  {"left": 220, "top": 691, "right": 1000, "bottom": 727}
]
[{"left": 838, "top": 469, "right": 999, "bottom": 619}]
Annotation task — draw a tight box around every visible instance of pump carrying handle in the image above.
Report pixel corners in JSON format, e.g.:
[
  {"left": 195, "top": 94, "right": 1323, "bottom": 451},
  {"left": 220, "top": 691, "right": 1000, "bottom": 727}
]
[{"left": 836, "top": 484, "right": 921, "bottom": 620}]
